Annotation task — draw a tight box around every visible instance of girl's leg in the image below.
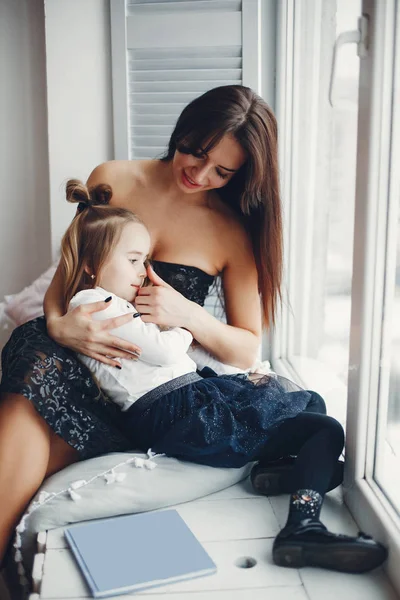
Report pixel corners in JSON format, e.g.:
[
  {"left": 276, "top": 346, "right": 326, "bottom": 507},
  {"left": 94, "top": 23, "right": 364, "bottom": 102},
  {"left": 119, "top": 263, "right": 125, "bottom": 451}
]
[
  {"left": 252, "top": 393, "right": 342, "bottom": 496},
  {"left": 252, "top": 412, "right": 387, "bottom": 573},
  {"left": 257, "top": 412, "right": 344, "bottom": 496},
  {"left": 0, "top": 393, "right": 78, "bottom": 565},
  {"left": 303, "top": 390, "right": 327, "bottom": 414}
]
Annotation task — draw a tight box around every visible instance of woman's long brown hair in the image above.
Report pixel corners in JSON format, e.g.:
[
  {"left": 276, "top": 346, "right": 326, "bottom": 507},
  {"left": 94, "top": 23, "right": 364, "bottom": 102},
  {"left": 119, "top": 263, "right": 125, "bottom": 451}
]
[
  {"left": 60, "top": 180, "right": 143, "bottom": 310},
  {"left": 162, "top": 85, "right": 282, "bottom": 328}
]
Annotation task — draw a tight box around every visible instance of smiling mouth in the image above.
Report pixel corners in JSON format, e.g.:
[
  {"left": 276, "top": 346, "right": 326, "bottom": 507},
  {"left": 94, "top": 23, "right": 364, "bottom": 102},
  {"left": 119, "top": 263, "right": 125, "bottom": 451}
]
[{"left": 182, "top": 170, "right": 201, "bottom": 188}]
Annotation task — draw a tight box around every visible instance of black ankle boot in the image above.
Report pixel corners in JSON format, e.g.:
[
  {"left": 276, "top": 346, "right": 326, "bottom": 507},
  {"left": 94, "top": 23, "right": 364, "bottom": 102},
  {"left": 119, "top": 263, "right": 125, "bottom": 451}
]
[
  {"left": 272, "top": 518, "right": 388, "bottom": 573},
  {"left": 250, "top": 457, "right": 344, "bottom": 496}
]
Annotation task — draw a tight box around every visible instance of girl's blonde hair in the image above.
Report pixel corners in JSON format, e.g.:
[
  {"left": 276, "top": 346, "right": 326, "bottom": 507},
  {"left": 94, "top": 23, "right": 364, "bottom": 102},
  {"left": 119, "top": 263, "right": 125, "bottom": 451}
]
[{"left": 60, "top": 179, "right": 144, "bottom": 310}]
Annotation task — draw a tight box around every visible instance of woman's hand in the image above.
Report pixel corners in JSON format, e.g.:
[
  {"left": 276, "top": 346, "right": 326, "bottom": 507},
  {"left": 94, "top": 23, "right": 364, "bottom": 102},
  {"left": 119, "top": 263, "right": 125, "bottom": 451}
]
[
  {"left": 47, "top": 300, "right": 142, "bottom": 367},
  {"left": 135, "top": 265, "right": 195, "bottom": 329}
]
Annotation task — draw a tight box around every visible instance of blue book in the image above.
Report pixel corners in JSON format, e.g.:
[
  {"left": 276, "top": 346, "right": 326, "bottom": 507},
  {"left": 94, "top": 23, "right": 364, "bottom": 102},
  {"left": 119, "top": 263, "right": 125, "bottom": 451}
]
[{"left": 64, "top": 509, "right": 217, "bottom": 598}]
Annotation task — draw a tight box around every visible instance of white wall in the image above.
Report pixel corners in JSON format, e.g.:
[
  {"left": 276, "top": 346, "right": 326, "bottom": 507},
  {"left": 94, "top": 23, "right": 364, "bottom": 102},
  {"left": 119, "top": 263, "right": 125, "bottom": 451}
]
[
  {"left": 44, "top": 0, "right": 114, "bottom": 258},
  {"left": 0, "top": 0, "right": 51, "bottom": 299},
  {"left": 0, "top": 0, "right": 275, "bottom": 295}
]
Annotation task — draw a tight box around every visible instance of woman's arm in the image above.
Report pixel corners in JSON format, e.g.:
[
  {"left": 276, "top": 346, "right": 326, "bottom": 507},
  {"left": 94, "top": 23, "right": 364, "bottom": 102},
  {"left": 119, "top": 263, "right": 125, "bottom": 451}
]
[
  {"left": 186, "top": 240, "right": 261, "bottom": 369},
  {"left": 187, "top": 345, "right": 244, "bottom": 375},
  {"left": 43, "top": 262, "right": 67, "bottom": 322},
  {"left": 44, "top": 268, "right": 142, "bottom": 365},
  {"left": 137, "top": 233, "right": 262, "bottom": 370},
  {"left": 186, "top": 264, "right": 261, "bottom": 370}
]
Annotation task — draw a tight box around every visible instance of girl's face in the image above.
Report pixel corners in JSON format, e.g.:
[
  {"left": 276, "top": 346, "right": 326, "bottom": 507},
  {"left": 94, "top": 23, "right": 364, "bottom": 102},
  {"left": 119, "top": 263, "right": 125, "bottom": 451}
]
[
  {"left": 96, "top": 222, "right": 151, "bottom": 303},
  {"left": 172, "top": 133, "right": 246, "bottom": 194}
]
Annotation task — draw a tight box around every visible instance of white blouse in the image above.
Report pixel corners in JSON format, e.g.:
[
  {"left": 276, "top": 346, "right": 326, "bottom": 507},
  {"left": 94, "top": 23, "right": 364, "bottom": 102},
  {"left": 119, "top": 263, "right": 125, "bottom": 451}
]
[{"left": 69, "top": 287, "right": 197, "bottom": 411}]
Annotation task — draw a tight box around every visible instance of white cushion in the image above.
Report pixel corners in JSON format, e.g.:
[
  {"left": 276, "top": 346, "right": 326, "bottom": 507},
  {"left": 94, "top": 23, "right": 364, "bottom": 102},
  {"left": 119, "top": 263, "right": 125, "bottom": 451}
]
[
  {"left": 4, "top": 262, "right": 57, "bottom": 326},
  {"left": 16, "top": 452, "right": 252, "bottom": 587},
  {"left": 0, "top": 302, "right": 16, "bottom": 374}
]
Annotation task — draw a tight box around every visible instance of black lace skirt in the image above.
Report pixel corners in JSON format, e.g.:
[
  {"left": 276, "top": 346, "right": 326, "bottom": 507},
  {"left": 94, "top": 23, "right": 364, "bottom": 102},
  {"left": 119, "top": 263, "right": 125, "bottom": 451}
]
[
  {"left": 0, "top": 317, "right": 312, "bottom": 464},
  {"left": 0, "top": 317, "right": 133, "bottom": 459},
  {"left": 124, "top": 369, "right": 311, "bottom": 468}
]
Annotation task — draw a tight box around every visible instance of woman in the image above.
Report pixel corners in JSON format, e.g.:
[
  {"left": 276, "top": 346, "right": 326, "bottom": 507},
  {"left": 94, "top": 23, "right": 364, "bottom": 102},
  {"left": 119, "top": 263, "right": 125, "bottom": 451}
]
[
  {"left": 59, "top": 180, "right": 313, "bottom": 469},
  {"left": 0, "top": 86, "right": 386, "bottom": 572}
]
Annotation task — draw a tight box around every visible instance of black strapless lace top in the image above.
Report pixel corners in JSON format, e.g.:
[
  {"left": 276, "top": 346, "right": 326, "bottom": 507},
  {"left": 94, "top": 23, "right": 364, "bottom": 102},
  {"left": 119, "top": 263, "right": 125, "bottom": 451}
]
[{"left": 151, "top": 260, "right": 216, "bottom": 306}]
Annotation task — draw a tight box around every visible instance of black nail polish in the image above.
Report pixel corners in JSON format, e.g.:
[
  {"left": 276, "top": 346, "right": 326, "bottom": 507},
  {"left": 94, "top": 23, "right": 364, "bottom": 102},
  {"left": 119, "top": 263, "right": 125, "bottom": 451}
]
[
  {"left": 105, "top": 296, "right": 112, "bottom": 303},
  {"left": 133, "top": 312, "right": 140, "bottom": 318},
  {"left": 115, "top": 364, "right": 122, "bottom": 370}
]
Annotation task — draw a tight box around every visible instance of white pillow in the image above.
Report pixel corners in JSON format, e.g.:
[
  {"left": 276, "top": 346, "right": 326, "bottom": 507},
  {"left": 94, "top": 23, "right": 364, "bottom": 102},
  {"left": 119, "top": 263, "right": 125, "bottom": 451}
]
[
  {"left": 0, "top": 302, "right": 16, "bottom": 374},
  {"left": 4, "top": 262, "right": 58, "bottom": 326},
  {"left": 15, "top": 452, "right": 252, "bottom": 590}
]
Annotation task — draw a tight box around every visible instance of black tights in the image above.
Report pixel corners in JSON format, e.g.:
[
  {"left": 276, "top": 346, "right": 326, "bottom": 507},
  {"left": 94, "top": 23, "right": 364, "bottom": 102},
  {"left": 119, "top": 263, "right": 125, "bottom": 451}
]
[{"left": 259, "top": 391, "right": 345, "bottom": 496}]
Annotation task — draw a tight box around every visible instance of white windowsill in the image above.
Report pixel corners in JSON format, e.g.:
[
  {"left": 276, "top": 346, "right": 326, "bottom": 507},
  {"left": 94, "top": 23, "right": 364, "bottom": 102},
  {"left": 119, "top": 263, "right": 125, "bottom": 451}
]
[{"left": 272, "top": 355, "right": 348, "bottom": 428}]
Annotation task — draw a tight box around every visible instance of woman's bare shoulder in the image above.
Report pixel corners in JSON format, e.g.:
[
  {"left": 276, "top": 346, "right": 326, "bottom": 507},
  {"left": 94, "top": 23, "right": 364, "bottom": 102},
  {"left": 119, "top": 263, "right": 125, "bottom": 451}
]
[
  {"left": 86, "top": 159, "right": 151, "bottom": 188},
  {"left": 211, "top": 193, "right": 250, "bottom": 245},
  {"left": 86, "top": 160, "right": 155, "bottom": 207},
  {"left": 204, "top": 192, "right": 254, "bottom": 272}
]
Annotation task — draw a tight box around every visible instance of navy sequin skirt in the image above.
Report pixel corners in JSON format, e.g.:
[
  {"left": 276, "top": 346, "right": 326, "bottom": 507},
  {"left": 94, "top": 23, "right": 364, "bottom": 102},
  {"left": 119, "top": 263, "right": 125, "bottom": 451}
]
[
  {"left": 123, "top": 368, "right": 311, "bottom": 468},
  {"left": 1, "top": 318, "right": 310, "bottom": 466}
]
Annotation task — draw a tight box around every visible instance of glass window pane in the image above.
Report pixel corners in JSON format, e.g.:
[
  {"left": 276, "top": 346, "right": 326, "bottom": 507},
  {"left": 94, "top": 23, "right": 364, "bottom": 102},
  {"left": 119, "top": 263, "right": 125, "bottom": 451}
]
[
  {"left": 374, "top": 188, "right": 400, "bottom": 512},
  {"left": 370, "top": 0, "right": 400, "bottom": 514},
  {"left": 288, "top": 0, "right": 361, "bottom": 424},
  {"left": 316, "top": 0, "right": 361, "bottom": 388}
]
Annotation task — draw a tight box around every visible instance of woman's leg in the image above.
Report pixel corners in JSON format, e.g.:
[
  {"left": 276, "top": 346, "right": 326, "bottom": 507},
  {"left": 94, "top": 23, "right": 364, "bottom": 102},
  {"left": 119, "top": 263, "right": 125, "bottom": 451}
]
[
  {"left": 252, "top": 412, "right": 387, "bottom": 573},
  {"left": 0, "top": 393, "right": 78, "bottom": 564}
]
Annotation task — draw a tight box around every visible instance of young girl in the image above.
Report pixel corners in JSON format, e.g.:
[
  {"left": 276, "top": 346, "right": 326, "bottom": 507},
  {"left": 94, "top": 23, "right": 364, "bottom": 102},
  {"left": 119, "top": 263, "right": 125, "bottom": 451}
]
[{"left": 61, "top": 179, "right": 387, "bottom": 574}]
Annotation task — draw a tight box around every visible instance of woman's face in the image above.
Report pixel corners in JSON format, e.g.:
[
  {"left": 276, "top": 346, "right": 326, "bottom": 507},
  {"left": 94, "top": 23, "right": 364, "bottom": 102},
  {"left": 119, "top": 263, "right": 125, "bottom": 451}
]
[
  {"left": 96, "top": 222, "right": 151, "bottom": 303},
  {"left": 172, "top": 133, "right": 246, "bottom": 194}
]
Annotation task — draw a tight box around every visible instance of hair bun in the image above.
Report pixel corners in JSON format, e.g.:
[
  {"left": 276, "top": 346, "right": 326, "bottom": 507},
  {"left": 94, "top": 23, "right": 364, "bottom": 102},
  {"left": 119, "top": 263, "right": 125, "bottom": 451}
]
[
  {"left": 89, "top": 184, "right": 112, "bottom": 206},
  {"left": 66, "top": 179, "right": 113, "bottom": 209}
]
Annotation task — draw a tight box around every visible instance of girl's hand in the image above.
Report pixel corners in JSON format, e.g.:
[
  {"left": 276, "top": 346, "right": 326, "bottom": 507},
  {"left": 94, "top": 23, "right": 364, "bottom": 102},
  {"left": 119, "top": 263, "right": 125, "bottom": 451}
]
[
  {"left": 47, "top": 300, "right": 142, "bottom": 367},
  {"left": 135, "top": 265, "right": 195, "bottom": 328}
]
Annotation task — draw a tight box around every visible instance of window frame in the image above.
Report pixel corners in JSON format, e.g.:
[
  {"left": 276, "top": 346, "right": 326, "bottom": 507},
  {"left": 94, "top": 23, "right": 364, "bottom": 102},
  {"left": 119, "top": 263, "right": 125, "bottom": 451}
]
[
  {"left": 272, "top": 0, "right": 400, "bottom": 593},
  {"left": 344, "top": 0, "right": 400, "bottom": 592}
]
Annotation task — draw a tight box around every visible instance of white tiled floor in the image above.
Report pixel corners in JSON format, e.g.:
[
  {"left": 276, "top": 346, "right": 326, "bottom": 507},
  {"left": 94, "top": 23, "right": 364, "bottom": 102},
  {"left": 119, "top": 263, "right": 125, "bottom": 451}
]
[{"left": 32, "top": 476, "right": 399, "bottom": 600}]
